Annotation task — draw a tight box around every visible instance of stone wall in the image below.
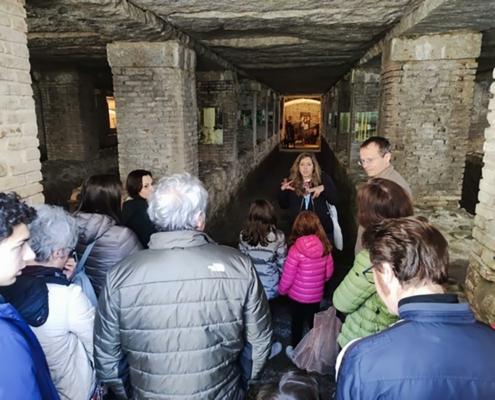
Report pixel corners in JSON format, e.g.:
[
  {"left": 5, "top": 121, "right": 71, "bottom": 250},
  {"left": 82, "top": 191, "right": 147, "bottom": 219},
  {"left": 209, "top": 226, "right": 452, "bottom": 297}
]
[
  {"left": 238, "top": 80, "right": 257, "bottom": 155},
  {"left": 41, "top": 147, "right": 118, "bottom": 208},
  {"left": 197, "top": 71, "right": 239, "bottom": 166},
  {"left": 256, "top": 90, "right": 268, "bottom": 144},
  {"left": 202, "top": 134, "right": 279, "bottom": 220},
  {"left": 107, "top": 41, "right": 198, "bottom": 180},
  {"left": 33, "top": 69, "right": 100, "bottom": 161},
  {"left": 469, "top": 72, "right": 491, "bottom": 154},
  {"left": 378, "top": 33, "right": 481, "bottom": 204},
  {"left": 465, "top": 70, "right": 495, "bottom": 325},
  {"left": 348, "top": 66, "right": 381, "bottom": 173},
  {"left": 0, "top": 0, "right": 43, "bottom": 203}
]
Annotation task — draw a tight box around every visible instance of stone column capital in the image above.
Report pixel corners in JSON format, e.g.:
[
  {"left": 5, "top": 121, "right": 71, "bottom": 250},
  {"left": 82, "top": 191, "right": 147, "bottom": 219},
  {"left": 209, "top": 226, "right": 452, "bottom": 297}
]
[
  {"left": 107, "top": 41, "right": 196, "bottom": 71},
  {"left": 384, "top": 31, "right": 482, "bottom": 62}
]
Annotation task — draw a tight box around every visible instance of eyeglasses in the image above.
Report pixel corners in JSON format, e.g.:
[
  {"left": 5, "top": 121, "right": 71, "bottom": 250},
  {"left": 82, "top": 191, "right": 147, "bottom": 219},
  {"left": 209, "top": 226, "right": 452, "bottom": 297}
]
[
  {"left": 68, "top": 248, "right": 78, "bottom": 263},
  {"left": 357, "top": 152, "right": 389, "bottom": 167},
  {"left": 357, "top": 157, "right": 380, "bottom": 166},
  {"left": 362, "top": 264, "right": 375, "bottom": 285}
]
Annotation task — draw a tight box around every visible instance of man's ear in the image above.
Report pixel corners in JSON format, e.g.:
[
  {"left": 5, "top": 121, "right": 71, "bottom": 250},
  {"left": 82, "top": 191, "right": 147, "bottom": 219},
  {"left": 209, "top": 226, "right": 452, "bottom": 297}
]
[
  {"left": 383, "top": 152, "right": 392, "bottom": 164},
  {"left": 53, "top": 248, "right": 66, "bottom": 259},
  {"left": 195, "top": 212, "right": 206, "bottom": 232},
  {"left": 381, "top": 262, "right": 395, "bottom": 285}
]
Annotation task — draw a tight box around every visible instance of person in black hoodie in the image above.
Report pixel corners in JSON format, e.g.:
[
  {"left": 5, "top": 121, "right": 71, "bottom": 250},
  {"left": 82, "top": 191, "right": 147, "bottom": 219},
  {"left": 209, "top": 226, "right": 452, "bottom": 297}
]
[{"left": 122, "top": 169, "right": 157, "bottom": 248}]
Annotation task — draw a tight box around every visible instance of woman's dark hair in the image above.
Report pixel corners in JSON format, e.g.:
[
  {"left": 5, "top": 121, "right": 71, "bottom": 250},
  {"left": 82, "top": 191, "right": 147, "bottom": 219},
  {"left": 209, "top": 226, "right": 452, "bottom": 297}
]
[
  {"left": 77, "top": 174, "right": 123, "bottom": 224},
  {"left": 357, "top": 178, "right": 413, "bottom": 228},
  {"left": 256, "top": 369, "right": 320, "bottom": 400},
  {"left": 289, "top": 211, "right": 331, "bottom": 255},
  {"left": 126, "top": 169, "right": 152, "bottom": 199},
  {"left": 241, "top": 199, "right": 277, "bottom": 247}
]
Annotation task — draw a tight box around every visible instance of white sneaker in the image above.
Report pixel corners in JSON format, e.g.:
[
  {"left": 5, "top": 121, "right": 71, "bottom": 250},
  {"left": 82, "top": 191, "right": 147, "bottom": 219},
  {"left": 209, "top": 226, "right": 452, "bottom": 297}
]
[
  {"left": 285, "top": 345, "right": 295, "bottom": 361},
  {"left": 269, "top": 341, "right": 282, "bottom": 359}
]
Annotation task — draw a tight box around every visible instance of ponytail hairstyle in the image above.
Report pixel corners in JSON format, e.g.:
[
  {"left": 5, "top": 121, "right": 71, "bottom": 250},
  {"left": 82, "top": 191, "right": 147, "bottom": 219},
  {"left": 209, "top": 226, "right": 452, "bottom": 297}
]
[
  {"left": 241, "top": 199, "right": 277, "bottom": 247},
  {"left": 288, "top": 211, "right": 331, "bottom": 255}
]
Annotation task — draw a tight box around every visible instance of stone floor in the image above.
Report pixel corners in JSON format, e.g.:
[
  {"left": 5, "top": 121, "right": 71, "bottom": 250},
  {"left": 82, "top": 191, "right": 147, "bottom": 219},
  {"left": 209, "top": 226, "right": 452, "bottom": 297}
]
[{"left": 207, "top": 144, "right": 475, "bottom": 398}]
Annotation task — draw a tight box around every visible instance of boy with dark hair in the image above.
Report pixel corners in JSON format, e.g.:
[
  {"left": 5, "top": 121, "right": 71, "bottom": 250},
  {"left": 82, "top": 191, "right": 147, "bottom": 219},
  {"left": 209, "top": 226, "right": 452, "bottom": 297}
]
[{"left": 0, "top": 192, "right": 59, "bottom": 399}]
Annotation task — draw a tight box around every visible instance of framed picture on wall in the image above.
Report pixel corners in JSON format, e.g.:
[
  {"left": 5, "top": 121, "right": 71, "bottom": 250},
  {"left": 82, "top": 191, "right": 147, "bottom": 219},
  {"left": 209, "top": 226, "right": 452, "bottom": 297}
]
[{"left": 200, "top": 107, "right": 223, "bottom": 144}]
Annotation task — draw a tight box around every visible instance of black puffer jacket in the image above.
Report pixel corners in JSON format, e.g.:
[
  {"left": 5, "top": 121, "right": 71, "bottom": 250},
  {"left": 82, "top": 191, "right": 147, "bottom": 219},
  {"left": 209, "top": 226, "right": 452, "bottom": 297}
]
[
  {"left": 74, "top": 212, "right": 142, "bottom": 297},
  {"left": 95, "top": 230, "right": 272, "bottom": 400},
  {"left": 122, "top": 197, "right": 156, "bottom": 248}
]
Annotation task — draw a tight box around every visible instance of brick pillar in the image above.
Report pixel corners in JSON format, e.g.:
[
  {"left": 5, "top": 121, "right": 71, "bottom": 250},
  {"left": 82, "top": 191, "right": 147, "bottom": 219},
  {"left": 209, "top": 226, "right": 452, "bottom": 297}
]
[
  {"left": 238, "top": 80, "right": 257, "bottom": 154},
  {"left": 264, "top": 90, "right": 270, "bottom": 141},
  {"left": 197, "top": 71, "right": 239, "bottom": 166},
  {"left": 107, "top": 41, "right": 198, "bottom": 178},
  {"left": 378, "top": 32, "right": 482, "bottom": 203},
  {"left": 349, "top": 67, "right": 381, "bottom": 173},
  {"left": 0, "top": 0, "right": 43, "bottom": 203},
  {"left": 465, "top": 69, "right": 495, "bottom": 325},
  {"left": 35, "top": 69, "right": 99, "bottom": 161},
  {"left": 252, "top": 91, "right": 258, "bottom": 149},
  {"left": 257, "top": 88, "right": 266, "bottom": 144}
]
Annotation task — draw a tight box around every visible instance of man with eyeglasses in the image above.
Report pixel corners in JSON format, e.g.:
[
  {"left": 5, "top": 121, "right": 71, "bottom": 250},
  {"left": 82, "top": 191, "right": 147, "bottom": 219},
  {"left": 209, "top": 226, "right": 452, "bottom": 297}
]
[
  {"left": 336, "top": 217, "right": 495, "bottom": 400},
  {"left": 355, "top": 136, "right": 412, "bottom": 253}
]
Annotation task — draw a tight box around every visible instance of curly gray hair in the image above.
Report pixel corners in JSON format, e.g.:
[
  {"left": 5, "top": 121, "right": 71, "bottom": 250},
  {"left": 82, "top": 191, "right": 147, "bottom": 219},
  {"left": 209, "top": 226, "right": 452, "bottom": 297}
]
[
  {"left": 29, "top": 205, "right": 79, "bottom": 262},
  {"left": 148, "top": 173, "right": 208, "bottom": 231}
]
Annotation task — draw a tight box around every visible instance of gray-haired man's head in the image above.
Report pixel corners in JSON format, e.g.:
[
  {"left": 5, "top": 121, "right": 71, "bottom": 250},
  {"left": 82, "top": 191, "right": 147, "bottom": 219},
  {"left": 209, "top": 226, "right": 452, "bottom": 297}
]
[{"left": 148, "top": 173, "right": 209, "bottom": 232}]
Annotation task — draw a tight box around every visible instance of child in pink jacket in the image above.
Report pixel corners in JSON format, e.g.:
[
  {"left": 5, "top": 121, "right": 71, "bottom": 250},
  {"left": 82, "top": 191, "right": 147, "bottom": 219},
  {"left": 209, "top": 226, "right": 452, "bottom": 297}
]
[{"left": 279, "top": 211, "right": 334, "bottom": 357}]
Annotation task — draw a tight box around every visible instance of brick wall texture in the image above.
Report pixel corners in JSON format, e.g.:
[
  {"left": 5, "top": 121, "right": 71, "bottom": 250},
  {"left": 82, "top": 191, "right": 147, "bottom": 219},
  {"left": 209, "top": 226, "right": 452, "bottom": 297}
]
[
  {"left": 378, "top": 35, "right": 480, "bottom": 202},
  {"left": 197, "top": 71, "right": 239, "bottom": 166},
  {"left": 34, "top": 69, "right": 100, "bottom": 161},
  {"left": 0, "top": 0, "right": 43, "bottom": 203},
  {"left": 465, "top": 70, "right": 495, "bottom": 324},
  {"left": 469, "top": 74, "right": 491, "bottom": 154},
  {"left": 108, "top": 41, "right": 198, "bottom": 180}
]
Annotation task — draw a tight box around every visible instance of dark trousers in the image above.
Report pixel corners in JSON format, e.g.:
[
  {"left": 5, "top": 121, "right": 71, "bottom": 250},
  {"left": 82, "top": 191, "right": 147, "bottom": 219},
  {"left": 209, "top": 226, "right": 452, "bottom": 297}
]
[{"left": 289, "top": 299, "right": 320, "bottom": 347}]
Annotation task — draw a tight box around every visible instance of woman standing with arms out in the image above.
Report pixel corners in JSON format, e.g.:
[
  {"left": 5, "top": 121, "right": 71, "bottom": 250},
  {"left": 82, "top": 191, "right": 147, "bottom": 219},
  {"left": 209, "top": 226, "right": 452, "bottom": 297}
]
[
  {"left": 122, "top": 169, "right": 157, "bottom": 248},
  {"left": 332, "top": 178, "right": 413, "bottom": 348},
  {"left": 278, "top": 153, "right": 339, "bottom": 243},
  {"left": 74, "top": 174, "right": 142, "bottom": 297}
]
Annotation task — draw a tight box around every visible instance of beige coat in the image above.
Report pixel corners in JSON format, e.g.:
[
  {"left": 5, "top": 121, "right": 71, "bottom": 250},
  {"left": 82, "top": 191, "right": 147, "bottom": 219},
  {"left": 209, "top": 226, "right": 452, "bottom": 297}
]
[{"left": 32, "top": 283, "right": 95, "bottom": 400}]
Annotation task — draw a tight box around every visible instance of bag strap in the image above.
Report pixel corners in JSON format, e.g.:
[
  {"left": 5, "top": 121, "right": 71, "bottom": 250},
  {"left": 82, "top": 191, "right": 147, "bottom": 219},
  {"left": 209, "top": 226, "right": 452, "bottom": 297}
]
[{"left": 75, "top": 241, "right": 96, "bottom": 275}]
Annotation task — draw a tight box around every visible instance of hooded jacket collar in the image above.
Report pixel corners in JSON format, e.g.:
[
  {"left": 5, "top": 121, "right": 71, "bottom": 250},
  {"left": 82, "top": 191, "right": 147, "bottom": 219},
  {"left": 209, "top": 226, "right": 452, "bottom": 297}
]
[
  {"left": 23, "top": 265, "right": 70, "bottom": 286},
  {"left": 148, "top": 230, "right": 215, "bottom": 250}
]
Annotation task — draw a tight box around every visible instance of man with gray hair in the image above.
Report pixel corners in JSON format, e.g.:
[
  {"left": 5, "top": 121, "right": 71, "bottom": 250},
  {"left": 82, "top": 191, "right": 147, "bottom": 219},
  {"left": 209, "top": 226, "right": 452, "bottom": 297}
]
[{"left": 95, "top": 173, "right": 272, "bottom": 399}]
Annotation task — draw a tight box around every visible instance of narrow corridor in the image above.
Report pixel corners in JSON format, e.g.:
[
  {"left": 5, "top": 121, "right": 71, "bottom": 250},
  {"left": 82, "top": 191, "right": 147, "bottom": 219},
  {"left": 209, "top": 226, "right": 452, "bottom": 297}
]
[{"left": 207, "top": 144, "right": 357, "bottom": 397}]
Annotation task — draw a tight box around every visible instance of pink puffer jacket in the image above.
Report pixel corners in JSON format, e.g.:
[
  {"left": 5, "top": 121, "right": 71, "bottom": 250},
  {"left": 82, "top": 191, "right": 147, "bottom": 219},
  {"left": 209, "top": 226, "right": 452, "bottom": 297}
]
[{"left": 279, "top": 234, "right": 334, "bottom": 304}]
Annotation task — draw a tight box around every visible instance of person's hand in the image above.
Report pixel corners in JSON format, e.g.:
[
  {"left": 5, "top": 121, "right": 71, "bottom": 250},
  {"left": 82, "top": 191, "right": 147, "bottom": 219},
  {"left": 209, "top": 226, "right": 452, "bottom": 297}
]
[
  {"left": 308, "top": 184, "right": 324, "bottom": 198},
  {"left": 281, "top": 179, "right": 295, "bottom": 191},
  {"left": 63, "top": 257, "right": 77, "bottom": 280}
]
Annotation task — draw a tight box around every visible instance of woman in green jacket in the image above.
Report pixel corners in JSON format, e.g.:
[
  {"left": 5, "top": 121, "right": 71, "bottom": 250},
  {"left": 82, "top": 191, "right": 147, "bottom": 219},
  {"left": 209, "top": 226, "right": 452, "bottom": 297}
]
[{"left": 333, "top": 178, "right": 413, "bottom": 347}]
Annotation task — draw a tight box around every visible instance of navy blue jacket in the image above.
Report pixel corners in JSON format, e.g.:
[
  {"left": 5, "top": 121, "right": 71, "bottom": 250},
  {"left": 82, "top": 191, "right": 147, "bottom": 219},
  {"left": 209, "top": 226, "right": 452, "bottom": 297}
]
[
  {"left": 0, "top": 299, "right": 59, "bottom": 399},
  {"left": 336, "top": 295, "right": 495, "bottom": 400}
]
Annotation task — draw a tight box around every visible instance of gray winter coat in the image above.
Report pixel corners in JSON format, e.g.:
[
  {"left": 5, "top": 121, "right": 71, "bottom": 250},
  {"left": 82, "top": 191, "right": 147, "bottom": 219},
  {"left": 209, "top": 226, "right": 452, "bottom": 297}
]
[
  {"left": 239, "top": 230, "right": 287, "bottom": 300},
  {"left": 74, "top": 212, "right": 142, "bottom": 297},
  {"left": 94, "top": 230, "right": 272, "bottom": 400}
]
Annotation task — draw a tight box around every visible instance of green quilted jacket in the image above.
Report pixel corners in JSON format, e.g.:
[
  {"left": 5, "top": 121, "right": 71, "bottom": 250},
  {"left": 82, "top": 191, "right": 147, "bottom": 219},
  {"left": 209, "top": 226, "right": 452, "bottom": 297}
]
[{"left": 332, "top": 250, "right": 398, "bottom": 347}]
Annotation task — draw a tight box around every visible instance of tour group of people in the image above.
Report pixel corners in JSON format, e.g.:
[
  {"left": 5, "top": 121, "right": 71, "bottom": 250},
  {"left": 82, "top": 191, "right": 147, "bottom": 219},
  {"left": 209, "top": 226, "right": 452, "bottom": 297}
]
[{"left": 0, "top": 136, "right": 494, "bottom": 399}]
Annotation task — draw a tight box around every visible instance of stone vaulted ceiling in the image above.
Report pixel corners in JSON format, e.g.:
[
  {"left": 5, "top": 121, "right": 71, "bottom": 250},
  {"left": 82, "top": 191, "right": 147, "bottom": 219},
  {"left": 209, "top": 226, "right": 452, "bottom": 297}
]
[{"left": 25, "top": 0, "right": 495, "bottom": 94}]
